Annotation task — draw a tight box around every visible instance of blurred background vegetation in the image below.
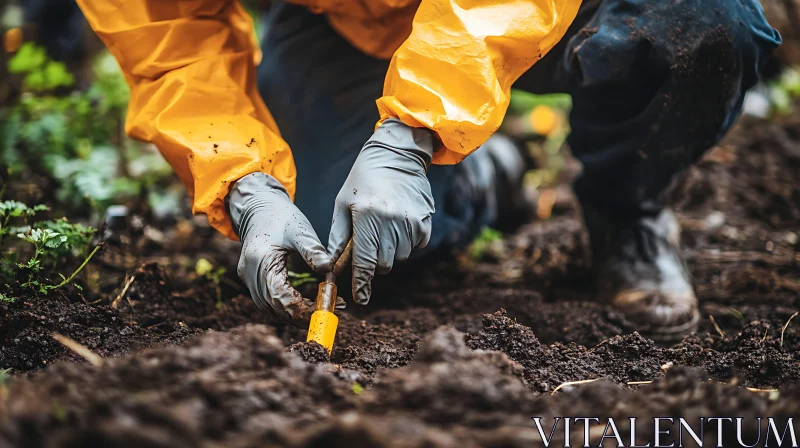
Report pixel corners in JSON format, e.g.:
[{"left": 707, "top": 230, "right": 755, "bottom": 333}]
[
  {"left": 0, "top": 0, "right": 799, "bottom": 227},
  {"left": 1, "top": 1, "right": 180, "bottom": 226}
]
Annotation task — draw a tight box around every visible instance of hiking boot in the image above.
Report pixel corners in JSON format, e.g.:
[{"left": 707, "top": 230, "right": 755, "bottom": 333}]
[{"left": 584, "top": 208, "right": 699, "bottom": 341}]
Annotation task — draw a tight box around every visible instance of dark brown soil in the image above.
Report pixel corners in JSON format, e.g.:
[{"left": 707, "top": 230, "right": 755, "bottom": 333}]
[
  {"left": 0, "top": 288, "right": 195, "bottom": 371},
  {"left": 1, "top": 111, "right": 799, "bottom": 446}
]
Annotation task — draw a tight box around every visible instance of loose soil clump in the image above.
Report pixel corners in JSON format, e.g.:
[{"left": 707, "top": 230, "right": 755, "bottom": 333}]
[{"left": 1, "top": 111, "right": 799, "bottom": 446}]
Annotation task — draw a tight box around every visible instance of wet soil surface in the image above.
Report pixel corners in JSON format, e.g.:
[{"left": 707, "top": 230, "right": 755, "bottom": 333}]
[{"left": 1, "top": 113, "right": 799, "bottom": 446}]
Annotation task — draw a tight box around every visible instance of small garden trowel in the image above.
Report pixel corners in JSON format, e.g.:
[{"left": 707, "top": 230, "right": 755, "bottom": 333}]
[{"left": 306, "top": 240, "right": 352, "bottom": 354}]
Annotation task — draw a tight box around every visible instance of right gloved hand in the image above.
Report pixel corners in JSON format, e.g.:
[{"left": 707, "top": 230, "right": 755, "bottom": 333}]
[
  {"left": 227, "top": 172, "right": 332, "bottom": 321},
  {"left": 327, "top": 119, "right": 435, "bottom": 306}
]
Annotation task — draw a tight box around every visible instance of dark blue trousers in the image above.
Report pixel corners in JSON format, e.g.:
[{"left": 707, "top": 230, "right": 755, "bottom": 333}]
[{"left": 255, "top": 0, "right": 780, "bottom": 248}]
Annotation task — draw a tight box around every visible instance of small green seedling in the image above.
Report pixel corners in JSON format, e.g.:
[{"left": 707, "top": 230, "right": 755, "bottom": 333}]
[
  {"left": 0, "top": 292, "right": 15, "bottom": 303},
  {"left": 7, "top": 217, "right": 100, "bottom": 293},
  {"left": 196, "top": 258, "right": 226, "bottom": 308},
  {"left": 17, "top": 228, "right": 68, "bottom": 290},
  {"left": 351, "top": 382, "right": 364, "bottom": 395},
  {"left": 51, "top": 401, "right": 69, "bottom": 424},
  {"left": 467, "top": 227, "right": 504, "bottom": 261}
]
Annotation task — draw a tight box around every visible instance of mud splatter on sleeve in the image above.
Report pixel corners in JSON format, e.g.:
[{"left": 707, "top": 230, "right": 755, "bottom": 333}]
[{"left": 75, "top": 0, "right": 297, "bottom": 240}]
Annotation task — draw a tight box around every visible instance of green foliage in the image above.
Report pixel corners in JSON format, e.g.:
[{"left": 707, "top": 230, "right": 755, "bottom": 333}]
[
  {"left": 0, "top": 293, "right": 14, "bottom": 303},
  {"left": 196, "top": 258, "right": 226, "bottom": 283},
  {"left": 508, "top": 91, "right": 572, "bottom": 115},
  {"left": 8, "top": 43, "right": 74, "bottom": 91},
  {"left": 0, "top": 201, "right": 48, "bottom": 219},
  {"left": 17, "top": 228, "right": 68, "bottom": 290},
  {"left": 48, "top": 144, "right": 142, "bottom": 208},
  {"left": 33, "top": 218, "right": 95, "bottom": 258},
  {"left": 196, "top": 258, "right": 227, "bottom": 307},
  {"left": 351, "top": 382, "right": 364, "bottom": 395},
  {"left": 288, "top": 271, "right": 317, "bottom": 288},
  {"left": 0, "top": 201, "right": 48, "bottom": 242},
  {"left": 90, "top": 52, "right": 130, "bottom": 112},
  {"left": 467, "top": 227, "right": 504, "bottom": 261},
  {"left": 17, "top": 227, "right": 67, "bottom": 247},
  {"left": 769, "top": 67, "right": 800, "bottom": 116},
  {"left": 2, "top": 44, "right": 172, "bottom": 214},
  {"left": 7, "top": 43, "right": 47, "bottom": 73},
  {"left": 505, "top": 90, "right": 573, "bottom": 190},
  {"left": 0, "top": 200, "right": 98, "bottom": 294}
]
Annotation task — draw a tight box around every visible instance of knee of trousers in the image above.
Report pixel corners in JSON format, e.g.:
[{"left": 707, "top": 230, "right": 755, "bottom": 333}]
[
  {"left": 565, "top": 0, "right": 781, "bottom": 215},
  {"left": 564, "top": 0, "right": 781, "bottom": 129}
]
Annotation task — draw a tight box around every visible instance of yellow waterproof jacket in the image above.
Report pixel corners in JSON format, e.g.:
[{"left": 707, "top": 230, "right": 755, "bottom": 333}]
[{"left": 76, "top": 0, "right": 581, "bottom": 239}]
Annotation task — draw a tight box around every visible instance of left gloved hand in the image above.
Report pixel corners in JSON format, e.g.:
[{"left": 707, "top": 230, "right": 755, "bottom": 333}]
[
  {"left": 228, "top": 172, "right": 332, "bottom": 322},
  {"left": 328, "top": 118, "right": 435, "bottom": 305}
]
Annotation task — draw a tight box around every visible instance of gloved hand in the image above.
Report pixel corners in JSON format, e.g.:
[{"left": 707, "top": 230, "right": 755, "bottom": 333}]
[
  {"left": 227, "top": 172, "right": 331, "bottom": 321},
  {"left": 328, "top": 118, "right": 435, "bottom": 305}
]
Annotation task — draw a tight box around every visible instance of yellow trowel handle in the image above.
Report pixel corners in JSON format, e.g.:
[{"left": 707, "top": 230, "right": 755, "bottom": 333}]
[{"left": 306, "top": 240, "right": 352, "bottom": 353}]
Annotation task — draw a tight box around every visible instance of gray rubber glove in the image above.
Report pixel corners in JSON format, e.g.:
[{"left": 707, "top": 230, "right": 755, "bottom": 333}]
[
  {"left": 328, "top": 118, "right": 435, "bottom": 305},
  {"left": 228, "top": 172, "right": 332, "bottom": 321}
]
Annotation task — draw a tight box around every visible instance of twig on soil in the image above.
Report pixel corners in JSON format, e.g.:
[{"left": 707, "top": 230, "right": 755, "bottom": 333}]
[
  {"left": 52, "top": 333, "right": 104, "bottom": 367},
  {"left": 551, "top": 378, "right": 600, "bottom": 395},
  {"left": 709, "top": 315, "right": 725, "bottom": 338},
  {"left": 699, "top": 250, "right": 799, "bottom": 265},
  {"left": 746, "top": 387, "right": 778, "bottom": 393},
  {"left": 780, "top": 312, "right": 799, "bottom": 348},
  {"left": 111, "top": 275, "right": 136, "bottom": 310},
  {"left": 627, "top": 381, "right": 653, "bottom": 385},
  {"left": 762, "top": 327, "right": 769, "bottom": 343}
]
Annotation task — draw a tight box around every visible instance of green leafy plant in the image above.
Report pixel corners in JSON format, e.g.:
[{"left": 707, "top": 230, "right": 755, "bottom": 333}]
[
  {"left": 769, "top": 67, "right": 800, "bottom": 115},
  {"left": 0, "top": 293, "right": 14, "bottom": 303},
  {"left": 2, "top": 44, "right": 173, "bottom": 216},
  {"left": 504, "top": 90, "right": 572, "bottom": 191},
  {"left": 0, "top": 200, "right": 99, "bottom": 294},
  {"left": 508, "top": 91, "right": 572, "bottom": 114},
  {"left": 467, "top": 227, "right": 504, "bottom": 261},
  {"left": 7, "top": 43, "right": 74, "bottom": 91},
  {"left": 196, "top": 258, "right": 227, "bottom": 308},
  {"left": 17, "top": 228, "right": 68, "bottom": 290},
  {"left": 34, "top": 218, "right": 95, "bottom": 258},
  {"left": 0, "top": 201, "right": 48, "bottom": 242}
]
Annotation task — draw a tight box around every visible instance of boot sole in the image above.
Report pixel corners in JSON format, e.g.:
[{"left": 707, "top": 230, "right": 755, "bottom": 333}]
[{"left": 641, "top": 309, "right": 700, "bottom": 343}]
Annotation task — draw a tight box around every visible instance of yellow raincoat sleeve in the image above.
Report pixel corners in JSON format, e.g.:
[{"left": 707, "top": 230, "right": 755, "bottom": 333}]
[
  {"left": 76, "top": 0, "right": 295, "bottom": 240},
  {"left": 376, "top": 0, "right": 582, "bottom": 164}
]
